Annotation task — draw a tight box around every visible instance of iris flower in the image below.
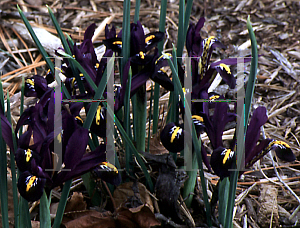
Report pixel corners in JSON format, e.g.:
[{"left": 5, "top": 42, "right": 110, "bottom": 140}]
[
  {"left": 159, "top": 117, "right": 210, "bottom": 171},
  {"left": 210, "top": 106, "right": 295, "bottom": 179},
  {"left": 186, "top": 17, "right": 251, "bottom": 98},
  {"left": 103, "top": 21, "right": 174, "bottom": 111},
  {"left": 0, "top": 87, "right": 108, "bottom": 202}
]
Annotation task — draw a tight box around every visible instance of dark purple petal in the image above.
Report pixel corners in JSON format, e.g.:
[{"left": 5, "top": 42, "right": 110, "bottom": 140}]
[
  {"left": 53, "top": 144, "right": 106, "bottom": 187},
  {"left": 102, "top": 38, "right": 122, "bottom": 53},
  {"left": 15, "top": 148, "right": 41, "bottom": 172},
  {"left": 130, "top": 70, "right": 151, "bottom": 96},
  {"left": 211, "top": 147, "right": 235, "bottom": 179},
  {"left": 245, "top": 106, "right": 268, "bottom": 162},
  {"left": 93, "top": 162, "right": 121, "bottom": 186},
  {"left": 63, "top": 127, "right": 89, "bottom": 170},
  {"left": 213, "top": 64, "right": 236, "bottom": 89},
  {"left": 245, "top": 139, "right": 272, "bottom": 169},
  {"left": 24, "top": 75, "right": 48, "bottom": 98},
  {"left": 130, "top": 21, "right": 146, "bottom": 55},
  {"left": 114, "top": 61, "right": 131, "bottom": 111},
  {"left": 201, "top": 143, "right": 211, "bottom": 172},
  {"left": 160, "top": 122, "right": 184, "bottom": 153},
  {"left": 105, "top": 24, "right": 116, "bottom": 39},
  {"left": 268, "top": 140, "right": 295, "bottom": 162},
  {"left": 0, "top": 106, "right": 14, "bottom": 153},
  {"left": 74, "top": 45, "right": 97, "bottom": 82},
  {"left": 17, "top": 171, "right": 46, "bottom": 202},
  {"left": 84, "top": 23, "right": 96, "bottom": 40},
  {"left": 210, "top": 57, "right": 252, "bottom": 68},
  {"left": 145, "top": 32, "right": 164, "bottom": 51},
  {"left": 150, "top": 69, "right": 174, "bottom": 91}
]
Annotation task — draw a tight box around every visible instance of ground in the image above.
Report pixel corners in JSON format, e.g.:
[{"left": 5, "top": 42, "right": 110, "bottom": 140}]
[{"left": 0, "top": 0, "right": 300, "bottom": 227}]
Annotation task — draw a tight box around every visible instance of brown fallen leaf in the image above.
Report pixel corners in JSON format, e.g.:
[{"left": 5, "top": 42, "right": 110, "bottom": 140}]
[
  {"left": 63, "top": 205, "right": 160, "bottom": 228},
  {"left": 113, "top": 182, "right": 154, "bottom": 213},
  {"left": 65, "top": 192, "right": 87, "bottom": 213}
]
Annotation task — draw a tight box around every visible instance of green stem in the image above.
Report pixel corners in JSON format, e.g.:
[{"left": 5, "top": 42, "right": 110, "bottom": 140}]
[
  {"left": 225, "top": 16, "right": 258, "bottom": 228},
  {"left": 133, "top": 0, "right": 141, "bottom": 23},
  {"left": 152, "top": 0, "right": 167, "bottom": 134},
  {"left": 39, "top": 191, "right": 51, "bottom": 228},
  {"left": 52, "top": 179, "right": 72, "bottom": 228}
]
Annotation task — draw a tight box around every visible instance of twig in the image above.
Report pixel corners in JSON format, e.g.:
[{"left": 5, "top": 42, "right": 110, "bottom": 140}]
[
  {"left": 155, "top": 213, "right": 188, "bottom": 228},
  {"left": 261, "top": 126, "right": 300, "bottom": 221}
]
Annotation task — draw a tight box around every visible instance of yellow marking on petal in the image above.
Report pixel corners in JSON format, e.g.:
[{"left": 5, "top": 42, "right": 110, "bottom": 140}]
[
  {"left": 96, "top": 105, "right": 102, "bottom": 125},
  {"left": 113, "top": 41, "right": 122, "bottom": 45},
  {"left": 271, "top": 140, "right": 290, "bottom": 148},
  {"left": 57, "top": 133, "right": 62, "bottom": 143},
  {"left": 223, "top": 149, "right": 232, "bottom": 165},
  {"left": 199, "top": 36, "right": 216, "bottom": 79},
  {"left": 71, "top": 77, "right": 76, "bottom": 87},
  {"left": 139, "top": 51, "right": 145, "bottom": 59},
  {"left": 198, "top": 58, "right": 203, "bottom": 76},
  {"left": 170, "top": 127, "right": 181, "bottom": 143},
  {"left": 79, "top": 73, "right": 83, "bottom": 77},
  {"left": 159, "top": 67, "right": 167, "bottom": 73},
  {"left": 192, "top": 115, "right": 203, "bottom": 122},
  {"left": 75, "top": 116, "right": 83, "bottom": 124},
  {"left": 26, "top": 79, "right": 34, "bottom": 86},
  {"left": 209, "top": 95, "right": 220, "bottom": 100},
  {"left": 155, "top": 53, "right": 172, "bottom": 64},
  {"left": 46, "top": 69, "right": 51, "bottom": 74},
  {"left": 99, "top": 162, "right": 118, "bottom": 173},
  {"left": 95, "top": 63, "right": 99, "bottom": 68},
  {"left": 145, "top": 35, "right": 155, "bottom": 44},
  {"left": 219, "top": 63, "right": 231, "bottom": 74},
  {"left": 26, "top": 176, "right": 36, "bottom": 192},
  {"left": 26, "top": 149, "right": 32, "bottom": 162},
  {"left": 72, "top": 55, "right": 75, "bottom": 58}
]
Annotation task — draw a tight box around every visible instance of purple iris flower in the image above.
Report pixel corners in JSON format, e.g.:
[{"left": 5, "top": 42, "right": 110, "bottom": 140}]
[
  {"left": 1, "top": 88, "right": 106, "bottom": 202},
  {"left": 210, "top": 106, "right": 295, "bottom": 179}
]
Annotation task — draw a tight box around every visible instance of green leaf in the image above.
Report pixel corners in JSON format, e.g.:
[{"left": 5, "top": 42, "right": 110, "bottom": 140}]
[
  {"left": 133, "top": 0, "right": 141, "bottom": 23},
  {"left": 166, "top": 55, "right": 211, "bottom": 226},
  {"left": 152, "top": 0, "right": 167, "bottom": 134},
  {"left": 121, "top": 0, "right": 131, "bottom": 76},
  {"left": 176, "top": 0, "right": 185, "bottom": 65},
  {"left": 245, "top": 15, "right": 258, "bottom": 125},
  {"left": 218, "top": 178, "right": 230, "bottom": 226},
  {"left": 52, "top": 179, "right": 72, "bottom": 228},
  {"left": 107, "top": 105, "right": 154, "bottom": 192},
  {"left": 0, "top": 117, "right": 9, "bottom": 228},
  {"left": 6, "top": 92, "right": 19, "bottom": 228},
  {"left": 17, "top": 5, "right": 55, "bottom": 75},
  {"left": 47, "top": 6, "right": 85, "bottom": 94},
  {"left": 124, "top": 67, "right": 133, "bottom": 175},
  {"left": 225, "top": 16, "right": 258, "bottom": 228},
  {"left": 39, "top": 191, "right": 51, "bottom": 228}
]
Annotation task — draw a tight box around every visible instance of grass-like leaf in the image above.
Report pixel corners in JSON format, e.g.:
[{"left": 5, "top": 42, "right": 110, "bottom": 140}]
[
  {"left": 47, "top": 6, "right": 85, "bottom": 94},
  {"left": 6, "top": 93, "right": 20, "bottom": 228},
  {"left": 0, "top": 113, "right": 9, "bottom": 228},
  {"left": 133, "top": 0, "right": 141, "bottom": 23},
  {"left": 152, "top": 0, "right": 167, "bottom": 134},
  {"left": 124, "top": 67, "right": 133, "bottom": 174},
  {"left": 121, "top": 0, "right": 131, "bottom": 76},
  {"left": 183, "top": 0, "right": 193, "bottom": 39},
  {"left": 166, "top": 54, "right": 211, "bottom": 225},
  {"left": 57, "top": 50, "right": 97, "bottom": 92},
  {"left": 176, "top": 0, "right": 185, "bottom": 65},
  {"left": 107, "top": 105, "right": 154, "bottom": 192},
  {"left": 225, "top": 16, "right": 258, "bottom": 228},
  {"left": 39, "top": 191, "right": 51, "bottom": 228},
  {"left": 52, "top": 180, "right": 72, "bottom": 228},
  {"left": 17, "top": 5, "right": 55, "bottom": 75}
]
